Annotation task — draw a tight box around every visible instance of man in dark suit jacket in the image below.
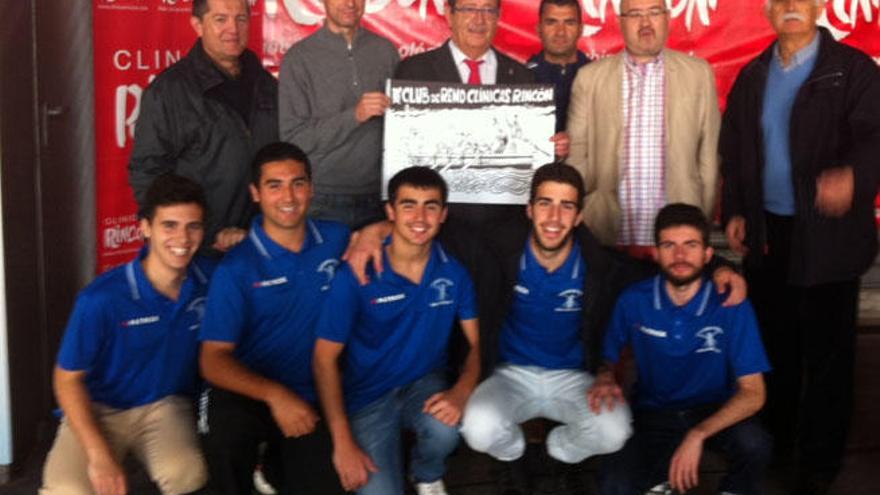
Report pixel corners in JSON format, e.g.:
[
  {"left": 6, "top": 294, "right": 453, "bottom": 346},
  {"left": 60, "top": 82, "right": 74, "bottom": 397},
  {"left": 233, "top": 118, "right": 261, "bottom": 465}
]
[
  {"left": 395, "top": 6, "right": 531, "bottom": 84},
  {"left": 395, "top": 0, "right": 533, "bottom": 84}
]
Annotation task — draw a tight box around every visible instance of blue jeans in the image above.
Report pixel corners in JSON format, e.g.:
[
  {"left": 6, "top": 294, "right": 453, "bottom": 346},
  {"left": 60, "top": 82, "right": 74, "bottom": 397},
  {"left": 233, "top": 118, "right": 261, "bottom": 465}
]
[
  {"left": 310, "top": 193, "right": 383, "bottom": 230},
  {"left": 599, "top": 405, "right": 772, "bottom": 495},
  {"left": 350, "top": 372, "right": 460, "bottom": 495}
]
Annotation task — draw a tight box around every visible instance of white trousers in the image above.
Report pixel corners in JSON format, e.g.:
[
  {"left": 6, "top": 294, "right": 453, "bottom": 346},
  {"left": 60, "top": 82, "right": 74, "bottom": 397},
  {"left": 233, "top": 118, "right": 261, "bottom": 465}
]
[{"left": 461, "top": 364, "right": 632, "bottom": 463}]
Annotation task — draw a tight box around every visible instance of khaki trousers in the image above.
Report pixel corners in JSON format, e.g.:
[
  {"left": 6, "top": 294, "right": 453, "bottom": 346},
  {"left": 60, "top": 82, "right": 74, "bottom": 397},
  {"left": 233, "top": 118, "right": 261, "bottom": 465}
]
[{"left": 40, "top": 395, "right": 207, "bottom": 495}]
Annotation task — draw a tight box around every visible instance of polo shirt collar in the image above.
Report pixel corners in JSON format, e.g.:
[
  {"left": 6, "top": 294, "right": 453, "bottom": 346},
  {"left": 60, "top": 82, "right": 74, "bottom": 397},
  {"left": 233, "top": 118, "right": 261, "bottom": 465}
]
[
  {"left": 124, "top": 246, "right": 207, "bottom": 303},
  {"left": 248, "top": 215, "right": 324, "bottom": 260},
  {"left": 376, "top": 237, "right": 448, "bottom": 286},
  {"left": 652, "top": 274, "right": 713, "bottom": 317},
  {"left": 520, "top": 238, "right": 582, "bottom": 280}
]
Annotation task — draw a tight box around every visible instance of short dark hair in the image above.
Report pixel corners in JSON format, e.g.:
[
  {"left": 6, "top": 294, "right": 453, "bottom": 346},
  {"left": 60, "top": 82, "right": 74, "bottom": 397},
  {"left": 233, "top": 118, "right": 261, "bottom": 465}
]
[
  {"left": 539, "top": 0, "right": 582, "bottom": 21},
  {"left": 387, "top": 167, "right": 448, "bottom": 205},
  {"left": 653, "top": 203, "right": 710, "bottom": 245},
  {"left": 250, "top": 142, "right": 312, "bottom": 185},
  {"left": 529, "top": 162, "right": 586, "bottom": 211},
  {"left": 192, "top": 0, "right": 250, "bottom": 19},
  {"left": 448, "top": 0, "right": 501, "bottom": 11},
  {"left": 139, "top": 174, "right": 208, "bottom": 221}
]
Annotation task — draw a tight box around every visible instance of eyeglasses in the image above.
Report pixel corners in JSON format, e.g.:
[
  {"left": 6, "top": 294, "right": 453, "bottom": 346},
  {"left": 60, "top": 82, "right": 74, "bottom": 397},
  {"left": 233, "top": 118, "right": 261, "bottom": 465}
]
[
  {"left": 453, "top": 6, "right": 500, "bottom": 17},
  {"left": 619, "top": 8, "right": 667, "bottom": 20}
]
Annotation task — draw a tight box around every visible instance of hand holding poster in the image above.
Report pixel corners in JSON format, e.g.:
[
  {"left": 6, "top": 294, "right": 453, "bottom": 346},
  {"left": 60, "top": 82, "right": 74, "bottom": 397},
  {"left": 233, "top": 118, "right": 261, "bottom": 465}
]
[{"left": 383, "top": 80, "right": 555, "bottom": 205}]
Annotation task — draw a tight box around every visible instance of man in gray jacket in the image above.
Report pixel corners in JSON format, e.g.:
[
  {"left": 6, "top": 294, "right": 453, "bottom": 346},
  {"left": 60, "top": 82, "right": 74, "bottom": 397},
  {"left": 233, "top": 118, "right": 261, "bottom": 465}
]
[
  {"left": 129, "top": 0, "right": 278, "bottom": 256},
  {"left": 279, "top": 0, "right": 399, "bottom": 229}
]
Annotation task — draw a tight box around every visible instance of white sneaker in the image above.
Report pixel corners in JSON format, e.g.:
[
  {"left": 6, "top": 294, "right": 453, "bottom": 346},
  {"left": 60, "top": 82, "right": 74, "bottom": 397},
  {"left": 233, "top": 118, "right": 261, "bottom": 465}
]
[
  {"left": 416, "top": 479, "right": 449, "bottom": 495},
  {"left": 645, "top": 482, "right": 673, "bottom": 495}
]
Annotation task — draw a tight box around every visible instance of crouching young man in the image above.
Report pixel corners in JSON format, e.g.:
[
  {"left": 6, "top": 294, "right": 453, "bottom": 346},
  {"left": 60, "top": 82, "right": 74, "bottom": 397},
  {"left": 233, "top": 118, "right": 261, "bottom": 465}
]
[
  {"left": 459, "top": 163, "right": 634, "bottom": 495},
  {"left": 313, "top": 167, "right": 480, "bottom": 495},
  {"left": 593, "top": 203, "right": 772, "bottom": 495},
  {"left": 41, "top": 174, "right": 212, "bottom": 495}
]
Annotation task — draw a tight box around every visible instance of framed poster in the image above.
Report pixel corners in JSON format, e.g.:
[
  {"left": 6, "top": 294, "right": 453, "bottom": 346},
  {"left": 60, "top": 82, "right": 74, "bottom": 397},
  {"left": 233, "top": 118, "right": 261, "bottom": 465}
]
[{"left": 383, "top": 80, "right": 555, "bottom": 205}]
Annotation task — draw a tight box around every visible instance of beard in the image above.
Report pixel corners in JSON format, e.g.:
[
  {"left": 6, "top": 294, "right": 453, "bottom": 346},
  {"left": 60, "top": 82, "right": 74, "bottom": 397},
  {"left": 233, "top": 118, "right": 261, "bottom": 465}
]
[{"left": 662, "top": 262, "right": 705, "bottom": 287}]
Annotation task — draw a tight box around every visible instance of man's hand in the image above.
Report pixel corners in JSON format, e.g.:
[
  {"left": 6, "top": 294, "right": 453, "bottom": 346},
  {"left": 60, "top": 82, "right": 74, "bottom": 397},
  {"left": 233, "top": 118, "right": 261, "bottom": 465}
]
[
  {"left": 266, "top": 386, "right": 320, "bottom": 438},
  {"left": 423, "top": 388, "right": 469, "bottom": 426},
  {"left": 333, "top": 439, "right": 379, "bottom": 491},
  {"left": 724, "top": 216, "right": 748, "bottom": 256},
  {"left": 551, "top": 131, "right": 570, "bottom": 159},
  {"left": 816, "top": 166, "right": 854, "bottom": 217},
  {"left": 668, "top": 430, "right": 706, "bottom": 493},
  {"left": 213, "top": 227, "right": 247, "bottom": 252},
  {"left": 587, "top": 371, "right": 625, "bottom": 414},
  {"left": 86, "top": 448, "right": 127, "bottom": 495},
  {"left": 342, "top": 221, "right": 390, "bottom": 285},
  {"left": 354, "top": 92, "right": 391, "bottom": 123},
  {"left": 711, "top": 266, "right": 747, "bottom": 307}
]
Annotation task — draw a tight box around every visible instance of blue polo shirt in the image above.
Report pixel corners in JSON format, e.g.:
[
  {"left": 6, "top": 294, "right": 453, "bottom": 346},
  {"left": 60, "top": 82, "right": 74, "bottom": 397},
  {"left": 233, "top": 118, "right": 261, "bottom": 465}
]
[
  {"left": 57, "top": 250, "right": 215, "bottom": 410},
  {"left": 603, "top": 276, "right": 770, "bottom": 410},
  {"left": 199, "top": 216, "right": 349, "bottom": 404},
  {"left": 499, "top": 239, "right": 586, "bottom": 369},
  {"left": 316, "top": 241, "right": 478, "bottom": 413}
]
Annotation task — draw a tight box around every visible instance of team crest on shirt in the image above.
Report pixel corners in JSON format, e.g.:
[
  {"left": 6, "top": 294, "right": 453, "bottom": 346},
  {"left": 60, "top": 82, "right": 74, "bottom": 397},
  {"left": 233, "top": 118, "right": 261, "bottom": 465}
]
[
  {"left": 555, "top": 289, "right": 583, "bottom": 312},
  {"left": 317, "top": 259, "right": 340, "bottom": 291},
  {"left": 186, "top": 296, "right": 207, "bottom": 330},
  {"left": 695, "top": 326, "right": 724, "bottom": 354},
  {"left": 429, "top": 278, "right": 454, "bottom": 307}
]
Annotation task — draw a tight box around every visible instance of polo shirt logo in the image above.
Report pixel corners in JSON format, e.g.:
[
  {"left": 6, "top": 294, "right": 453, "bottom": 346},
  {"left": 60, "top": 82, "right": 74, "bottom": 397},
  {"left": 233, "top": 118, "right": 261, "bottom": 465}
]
[
  {"left": 555, "top": 289, "right": 582, "bottom": 312},
  {"left": 121, "top": 315, "right": 160, "bottom": 327},
  {"left": 429, "top": 278, "right": 454, "bottom": 307},
  {"left": 372, "top": 293, "right": 406, "bottom": 305},
  {"left": 187, "top": 296, "right": 207, "bottom": 330},
  {"left": 696, "top": 326, "right": 724, "bottom": 354},
  {"left": 513, "top": 284, "right": 530, "bottom": 295},
  {"left": 253, "top": 276, "right": 288, "bottom": 288},
  {"left": 317, "top": 259, "right": 340, "bottom": 291}
]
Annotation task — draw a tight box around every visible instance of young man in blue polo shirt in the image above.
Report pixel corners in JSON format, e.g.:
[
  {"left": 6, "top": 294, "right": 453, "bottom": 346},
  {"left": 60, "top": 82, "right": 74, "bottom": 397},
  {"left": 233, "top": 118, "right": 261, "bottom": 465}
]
[
  {"left": 198, "top": 142, "right": 350, "bottom": 495},
  {"left": 459, "top": 163, "right": 633, "bottom": 495},
  {"left": 41, "top": 174, "right": 211, "bottom": 495},
  {"left": 593, "top": 203, "right": 771, "bottom": 495},
  {"left": 313, "top": 167, "right": 480, "bottom": 495}
]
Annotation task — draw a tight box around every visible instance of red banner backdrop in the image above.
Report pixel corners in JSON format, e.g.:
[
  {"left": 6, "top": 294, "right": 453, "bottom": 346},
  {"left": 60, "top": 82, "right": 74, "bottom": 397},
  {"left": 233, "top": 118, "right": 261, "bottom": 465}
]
[{"left": 94, "top": 0, "right": 880, "bottom": 272}]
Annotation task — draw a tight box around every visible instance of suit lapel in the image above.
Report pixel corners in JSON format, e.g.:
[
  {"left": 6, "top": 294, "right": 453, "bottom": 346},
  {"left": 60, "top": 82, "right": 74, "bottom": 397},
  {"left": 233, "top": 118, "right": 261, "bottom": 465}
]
[{"left": 434, "top": 41, "right": 464, "bottom": 83}]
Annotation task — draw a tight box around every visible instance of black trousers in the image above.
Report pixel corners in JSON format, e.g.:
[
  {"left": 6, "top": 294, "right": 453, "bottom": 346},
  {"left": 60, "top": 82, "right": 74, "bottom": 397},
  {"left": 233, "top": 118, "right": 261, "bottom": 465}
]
[
  {"left": 199, "top": 387, "right": 348, "bottom": 495},
  {"left": 747, "top": 212, "right": 859, "bottom": 480},
  {"left": 599, "top": 406, "right": 772, "bottom": 495}
]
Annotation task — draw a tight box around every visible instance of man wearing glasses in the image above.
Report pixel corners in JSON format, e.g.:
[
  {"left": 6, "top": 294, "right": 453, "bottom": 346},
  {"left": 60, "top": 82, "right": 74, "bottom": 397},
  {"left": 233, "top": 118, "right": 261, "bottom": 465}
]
[
  {"left": 567, "top": 0, "right": 720, "bottom": 259},
  {"left": 395, "top": 0, "right": 533, "bottom": 86}
]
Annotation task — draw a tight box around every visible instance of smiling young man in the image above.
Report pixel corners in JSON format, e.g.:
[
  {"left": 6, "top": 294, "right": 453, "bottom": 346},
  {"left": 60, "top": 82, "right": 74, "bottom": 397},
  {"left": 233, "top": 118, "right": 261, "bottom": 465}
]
[
  {"left": 593, "top": 203, "right": 771, "bottom": 495},
  {"left": 460, "top": 163, "right": 635, "bottom": 495},
  {"left": 527, "top": 0, "right": 591, "bottom": 132},
  {"left": 41, "top": 175, "right": 212, "bottom": 495},
  {"left": 198, "top": 142, "right": 350, "bottom": 494},
  {"left": 313, "top": 167, "right": 480, "bottom": 495}
]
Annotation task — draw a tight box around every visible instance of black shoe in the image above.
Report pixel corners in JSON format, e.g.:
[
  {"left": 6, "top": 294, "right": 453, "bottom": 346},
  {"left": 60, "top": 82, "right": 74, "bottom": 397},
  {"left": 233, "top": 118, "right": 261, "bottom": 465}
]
[{"left": 494, "top": 458, "right": 530, "bottom": 495}]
